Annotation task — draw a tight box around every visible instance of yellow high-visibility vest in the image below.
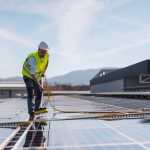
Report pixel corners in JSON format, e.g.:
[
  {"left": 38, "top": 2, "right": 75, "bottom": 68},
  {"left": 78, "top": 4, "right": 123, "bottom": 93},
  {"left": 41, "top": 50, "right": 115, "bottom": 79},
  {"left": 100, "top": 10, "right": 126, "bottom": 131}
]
[{"left": 22, "top": 51, "right": 49, "bottom": 81}]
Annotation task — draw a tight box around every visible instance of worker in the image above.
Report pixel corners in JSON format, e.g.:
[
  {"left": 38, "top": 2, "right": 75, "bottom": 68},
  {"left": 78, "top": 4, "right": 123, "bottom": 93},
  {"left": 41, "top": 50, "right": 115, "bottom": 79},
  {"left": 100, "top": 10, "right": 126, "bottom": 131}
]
[{"left": 22, "top": 41, "right": 49, "bottom": 120}]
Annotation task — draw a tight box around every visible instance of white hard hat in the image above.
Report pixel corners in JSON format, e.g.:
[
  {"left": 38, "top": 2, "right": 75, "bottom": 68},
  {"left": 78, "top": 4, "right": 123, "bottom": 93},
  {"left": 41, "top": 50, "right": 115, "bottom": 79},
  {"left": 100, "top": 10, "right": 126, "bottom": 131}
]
[{"left": 38, "top": 41, "right": 49, "bottom": 51}]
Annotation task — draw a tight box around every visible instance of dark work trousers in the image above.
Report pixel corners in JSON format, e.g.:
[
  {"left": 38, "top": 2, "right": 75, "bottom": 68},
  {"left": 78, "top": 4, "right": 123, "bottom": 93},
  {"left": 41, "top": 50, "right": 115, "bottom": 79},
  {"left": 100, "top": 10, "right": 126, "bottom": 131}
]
[{"left": 23, "top": 76, "right": 42, "bottom": 115}]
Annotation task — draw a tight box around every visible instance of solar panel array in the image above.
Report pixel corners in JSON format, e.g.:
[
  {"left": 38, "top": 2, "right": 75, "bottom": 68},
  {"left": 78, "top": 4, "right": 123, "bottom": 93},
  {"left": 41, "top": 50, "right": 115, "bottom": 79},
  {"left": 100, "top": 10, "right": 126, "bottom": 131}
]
[{"left": 1, "top": 96, "right": 150, "bottom": 149}]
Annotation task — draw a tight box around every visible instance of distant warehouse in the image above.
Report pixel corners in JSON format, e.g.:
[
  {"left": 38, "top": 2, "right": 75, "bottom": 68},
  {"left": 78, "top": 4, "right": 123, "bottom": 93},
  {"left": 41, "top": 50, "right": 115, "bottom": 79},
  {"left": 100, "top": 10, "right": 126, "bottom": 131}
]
[
  {"left": 90, "top": 60, "right": 150, "bottom": 93},
  {"left": 0, "top": 82, "right": 26, "bottom": 98}
]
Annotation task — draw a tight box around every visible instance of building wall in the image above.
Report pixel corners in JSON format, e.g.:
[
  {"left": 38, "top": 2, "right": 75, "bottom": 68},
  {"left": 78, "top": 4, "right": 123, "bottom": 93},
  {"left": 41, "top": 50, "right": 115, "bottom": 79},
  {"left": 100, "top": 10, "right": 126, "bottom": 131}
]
[
  {"left": 124, "top": 75, "right": 139, "bottom": 87},
  {"left": 0, "top": 89, "right": 27, "bottom": 98},
  {"left": 124, "top": 75, "right": 150, "bottom": 91},
  {"left": 90, "top": 79, "right": 124, "bottom": 93},
  {"left": 0, "top": 90, "right": 10, "bottom": 98},
  {"left": 11, "top": 90, "right": 27, "bottom": 98}
]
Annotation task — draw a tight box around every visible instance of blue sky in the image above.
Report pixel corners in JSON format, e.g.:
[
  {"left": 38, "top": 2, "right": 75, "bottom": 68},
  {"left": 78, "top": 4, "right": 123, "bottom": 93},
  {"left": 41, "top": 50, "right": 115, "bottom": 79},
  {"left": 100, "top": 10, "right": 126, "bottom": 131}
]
[{"left": 0, "top": 0, "right": 150, "bottom": 78}]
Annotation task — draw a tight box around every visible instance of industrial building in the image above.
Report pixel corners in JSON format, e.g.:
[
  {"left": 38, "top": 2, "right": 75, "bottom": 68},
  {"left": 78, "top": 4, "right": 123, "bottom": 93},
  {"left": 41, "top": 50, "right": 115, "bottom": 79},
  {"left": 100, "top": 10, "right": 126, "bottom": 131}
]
[
  {"left": 0, "top": 82, "right": 26, "bottom": 98},
  {"left": 90, "top": 60, "right": 150, "bottom": 93}
]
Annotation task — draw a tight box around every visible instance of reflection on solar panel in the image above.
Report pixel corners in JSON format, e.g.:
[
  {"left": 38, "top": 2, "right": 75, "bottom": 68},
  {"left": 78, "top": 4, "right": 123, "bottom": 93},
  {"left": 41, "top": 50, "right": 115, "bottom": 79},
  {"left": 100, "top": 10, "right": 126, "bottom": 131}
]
[
  {"left": 0, "top": 128, "right": 16, "bottom": 146},
  {"left": 1, "top": 96, "right": 150, "bottom": 149}
]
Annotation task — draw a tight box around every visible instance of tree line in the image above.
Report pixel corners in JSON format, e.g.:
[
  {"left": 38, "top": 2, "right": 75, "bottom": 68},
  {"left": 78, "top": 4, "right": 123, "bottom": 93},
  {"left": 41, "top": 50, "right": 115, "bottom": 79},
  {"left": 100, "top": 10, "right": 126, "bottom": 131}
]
[{"left": 44, "top": 83, "right": 90, "bottom": 91}]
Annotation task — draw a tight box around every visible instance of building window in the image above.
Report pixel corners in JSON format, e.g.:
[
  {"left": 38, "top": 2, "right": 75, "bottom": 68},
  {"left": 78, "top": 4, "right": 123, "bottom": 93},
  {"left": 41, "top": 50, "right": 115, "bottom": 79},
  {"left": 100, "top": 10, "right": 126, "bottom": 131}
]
[
  {"left": 100, "top": 73, "right": 102, "bottom": 77},
  {"left": 1, "top": 90, "right": 3, "bottom": 95},
  {"left": 103, "top": 72, "right": 105, "bottom": 76},
  {"left": 16, "top": 93, "right": 21, "bottom": 97}
]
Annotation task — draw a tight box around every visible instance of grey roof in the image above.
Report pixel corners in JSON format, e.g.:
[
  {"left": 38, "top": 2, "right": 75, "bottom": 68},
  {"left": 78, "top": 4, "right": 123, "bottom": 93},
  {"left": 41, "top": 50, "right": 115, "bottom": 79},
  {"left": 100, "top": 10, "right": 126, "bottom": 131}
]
[
  {"left": 0, "top": 82, "right": 26, "bottom": 90},
  {"left": 90, "top": 59, "right": 150, "bottom": 85},
  {"left": 91, "top": 69, "right": 118, "bottom": 79}
]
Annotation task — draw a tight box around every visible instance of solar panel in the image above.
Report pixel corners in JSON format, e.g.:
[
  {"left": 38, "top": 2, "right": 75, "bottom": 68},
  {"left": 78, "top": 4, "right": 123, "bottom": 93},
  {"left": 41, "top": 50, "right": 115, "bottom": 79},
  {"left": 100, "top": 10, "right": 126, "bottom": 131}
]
[
  {"left": 1, "top": 96, "right": 150, "bottom": 149},
  {"left": 0, "top": 128, "right": 15, "bottom": 145}
]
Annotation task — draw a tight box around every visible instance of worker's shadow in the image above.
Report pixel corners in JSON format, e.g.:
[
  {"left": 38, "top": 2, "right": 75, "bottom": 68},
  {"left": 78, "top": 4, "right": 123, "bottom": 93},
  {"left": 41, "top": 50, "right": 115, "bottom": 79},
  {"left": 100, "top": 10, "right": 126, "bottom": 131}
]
[{"left": 23, "top": 122, "right": 46, "bottom": 148}]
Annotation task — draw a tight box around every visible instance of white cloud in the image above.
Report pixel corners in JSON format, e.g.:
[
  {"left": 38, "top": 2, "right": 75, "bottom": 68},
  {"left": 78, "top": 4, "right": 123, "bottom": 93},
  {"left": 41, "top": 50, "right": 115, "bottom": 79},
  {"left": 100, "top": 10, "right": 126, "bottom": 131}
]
[
  {"left": 104, "top": 0, "right": 132, "bottom": 9},
  {"left": 104, "top": 14, "right": 150, "bottom": 29},
  {"left": 72, "top": 25, "right": 150, "bottom": 66},
  {"left": 84, "top": 34, "right": 150, "bottom": 61},
  {"left": 0, "top": 0, "right": 143, "bottom": 77},
  {"left": 0, "top": 0, "right": 133, "bottom": 51},
  {"left": 0, "top": 28, "right": 35, "bottom": 47},
  {"left": 55, "top": 0, "right": 101, "bottom": 50}
]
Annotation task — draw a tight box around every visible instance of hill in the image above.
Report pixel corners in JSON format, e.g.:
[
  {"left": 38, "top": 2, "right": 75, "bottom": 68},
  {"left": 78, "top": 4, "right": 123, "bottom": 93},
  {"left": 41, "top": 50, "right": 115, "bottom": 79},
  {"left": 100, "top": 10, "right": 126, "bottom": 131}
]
[{"left": 0, "top": 67, "right": 117, "bottom": 85}]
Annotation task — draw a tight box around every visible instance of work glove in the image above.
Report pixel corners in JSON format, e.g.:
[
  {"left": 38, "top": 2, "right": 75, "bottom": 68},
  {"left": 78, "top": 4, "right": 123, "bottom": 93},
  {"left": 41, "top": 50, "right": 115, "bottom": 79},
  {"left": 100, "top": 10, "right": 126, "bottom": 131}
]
[{"left": 41, "top": 72, "right": 45, "bottom": 77}]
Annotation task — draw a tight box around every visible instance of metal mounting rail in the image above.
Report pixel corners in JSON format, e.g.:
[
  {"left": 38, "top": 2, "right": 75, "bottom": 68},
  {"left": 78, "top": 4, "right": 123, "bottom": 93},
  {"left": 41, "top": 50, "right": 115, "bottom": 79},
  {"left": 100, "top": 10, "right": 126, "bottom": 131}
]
[
  {"left": 47, "top": 112, "right": 150, "bottom": 121},
  {"left": 98, "top": 112, "right": 150, "bottom": 120},
  {"left": 1, "top": 112, "right": 150, "bottom": 126},
  {"left": 29, "top": 112, "right": 150, "bottom": 122},
  {"left": 0, "top": 121, "right": 31, "bottom": 128}
]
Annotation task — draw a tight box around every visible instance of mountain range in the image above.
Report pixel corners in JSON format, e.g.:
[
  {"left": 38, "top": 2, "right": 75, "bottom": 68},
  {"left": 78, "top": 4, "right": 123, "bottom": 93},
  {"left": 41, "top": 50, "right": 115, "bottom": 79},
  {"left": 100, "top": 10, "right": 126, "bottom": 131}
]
[
  {"left": 0, "top": 68, "right": 117, "bottom": 85},
  {"left": 47, "top": 69, "right": 100, "bottom": 85}
]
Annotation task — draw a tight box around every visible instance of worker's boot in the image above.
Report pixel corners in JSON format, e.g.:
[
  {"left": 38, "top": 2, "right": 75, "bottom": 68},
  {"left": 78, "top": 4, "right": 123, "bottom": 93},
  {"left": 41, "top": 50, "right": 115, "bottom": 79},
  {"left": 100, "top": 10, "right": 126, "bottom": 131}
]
[{"left": 29, "top": 112, "right": 35, "bottom": 121}]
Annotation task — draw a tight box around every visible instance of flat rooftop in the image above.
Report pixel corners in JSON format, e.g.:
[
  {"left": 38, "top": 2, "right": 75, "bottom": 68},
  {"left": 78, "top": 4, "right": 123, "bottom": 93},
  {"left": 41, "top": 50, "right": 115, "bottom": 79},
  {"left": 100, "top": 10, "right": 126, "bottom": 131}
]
[
  {"left": 1, "top": 96, "right": 150, "bottom": 149},
  {"left": 0, "top": 82, "right": 26, "bottom": 90}
]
